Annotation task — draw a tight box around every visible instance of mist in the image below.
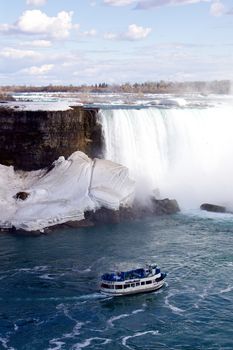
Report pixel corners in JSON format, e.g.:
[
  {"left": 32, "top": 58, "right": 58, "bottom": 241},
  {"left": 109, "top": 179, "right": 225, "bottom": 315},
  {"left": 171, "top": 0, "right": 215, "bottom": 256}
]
[{"left": 100, "top": 103, "right": 233, "bottom": 211}]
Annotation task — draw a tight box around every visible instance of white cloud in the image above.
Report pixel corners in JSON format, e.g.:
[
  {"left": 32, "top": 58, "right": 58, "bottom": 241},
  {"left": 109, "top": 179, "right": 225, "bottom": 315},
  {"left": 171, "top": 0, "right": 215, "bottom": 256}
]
[
  {"left": 73, "top": 24, "right": 81, "bottom": 31},
  {"left": 19, "top": 39, "right": 52, "bottom": 47},
  {"left": 104, "top": 0, "right": 136, "bottom": 5},
  {"left": 105, "top": 24, "right": 151, "bottom": 41},
  {"left": 104, "top": 0, "right": 210, "bottom": 8},
  {"left": 210, "top": 1, "right": 225, "bottom": 16},
  {"left": 104, "top": 0, "right": 226, "bottom": 18},
  {"left": 73, "top": 24, "right": 97, "bottom": 37},
  {"left": 135, "top": 0, "right": 210, "bottom": 9},
  {"left": 26, "top": 0, "right": 47, "bottom": 6},
  {"left": 0, "top": 24, "right": 13, "bottom": 32},
  {"left": 0, "top": 47, "right": 40, "bottom": 59},
  {"left": 0, "top": 10, "right": 74, "bottom": 40},
  {"left": 17, "top": 10, "right": 73, "bottom": 39},
  {"left": 22, "top": 64, "right": 54, "bottom": 75},
  {"left": 1, "top": 43, "right": 232, "bottom": 85},
  {"left": 31, "top": 39, "right": 52, "bottom": 47},
  {"left": 104, "top": 32, "right": 118, "bottom": 40},
  {"left": 81, "top": 29, "right": 97, "bottom": 37},
  {"left": 123, "top": 24, "right": 151, "bottom": 40}
]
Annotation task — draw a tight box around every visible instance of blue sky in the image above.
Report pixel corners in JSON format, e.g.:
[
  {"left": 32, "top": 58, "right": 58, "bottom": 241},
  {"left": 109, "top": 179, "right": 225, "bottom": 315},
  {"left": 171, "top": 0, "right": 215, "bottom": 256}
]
[{"left": 0, "top": 0, "right": 232, "bottom": 85}]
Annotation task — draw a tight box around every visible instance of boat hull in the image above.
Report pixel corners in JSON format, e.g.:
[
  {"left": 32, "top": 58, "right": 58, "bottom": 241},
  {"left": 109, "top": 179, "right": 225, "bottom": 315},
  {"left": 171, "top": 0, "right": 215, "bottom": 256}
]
[{"left": 100, "top": 278, "right": 165, "bottom": 297}]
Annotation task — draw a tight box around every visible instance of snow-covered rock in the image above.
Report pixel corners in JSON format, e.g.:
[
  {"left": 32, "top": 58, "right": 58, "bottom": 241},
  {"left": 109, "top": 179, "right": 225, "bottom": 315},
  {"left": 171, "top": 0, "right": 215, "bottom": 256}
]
[{"left": 0, "top": 151, "right": 135, "bottom": 232}]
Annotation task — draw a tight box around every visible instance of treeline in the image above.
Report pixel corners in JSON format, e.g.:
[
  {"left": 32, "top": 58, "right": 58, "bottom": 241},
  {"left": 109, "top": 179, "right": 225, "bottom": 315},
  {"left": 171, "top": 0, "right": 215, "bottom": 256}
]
[{"left": 0, "top": 80, "right": 231, "bottom": 95}]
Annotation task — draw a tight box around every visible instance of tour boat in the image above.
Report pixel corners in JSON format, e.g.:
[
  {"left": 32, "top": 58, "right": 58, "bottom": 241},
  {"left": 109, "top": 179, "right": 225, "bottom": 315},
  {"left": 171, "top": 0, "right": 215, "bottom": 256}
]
[{"left": 100, "top": 264, "right": 166, "bottom": 296}]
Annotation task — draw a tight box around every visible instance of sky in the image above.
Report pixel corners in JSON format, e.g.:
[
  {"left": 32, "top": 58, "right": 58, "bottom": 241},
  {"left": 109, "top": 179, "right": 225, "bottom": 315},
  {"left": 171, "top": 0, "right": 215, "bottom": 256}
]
[{"left": 0, "top": 0, "right": 232, "bottom": 85}]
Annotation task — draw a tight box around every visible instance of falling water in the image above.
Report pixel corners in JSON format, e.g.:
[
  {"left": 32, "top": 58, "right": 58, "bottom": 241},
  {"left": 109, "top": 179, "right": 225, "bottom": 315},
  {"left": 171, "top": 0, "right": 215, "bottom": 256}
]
[{"left": 100, "top": 105, "right": 233, "bottom": 210}]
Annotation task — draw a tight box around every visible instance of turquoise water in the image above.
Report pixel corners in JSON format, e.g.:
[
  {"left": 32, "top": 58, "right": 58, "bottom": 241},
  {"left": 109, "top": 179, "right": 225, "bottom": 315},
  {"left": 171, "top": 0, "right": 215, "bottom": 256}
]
[{"left": 0, "top": 214, "right": 233, "bottom": 350}]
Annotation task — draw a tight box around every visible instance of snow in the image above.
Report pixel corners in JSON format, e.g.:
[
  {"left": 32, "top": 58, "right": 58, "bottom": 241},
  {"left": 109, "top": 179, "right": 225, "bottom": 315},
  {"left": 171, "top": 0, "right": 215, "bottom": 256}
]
[
  {"left": 0, "top": 101, "right": 81, "bottom": 111},
  {"left": 0, "top": 151, "right": 135, "bottom": 232}
]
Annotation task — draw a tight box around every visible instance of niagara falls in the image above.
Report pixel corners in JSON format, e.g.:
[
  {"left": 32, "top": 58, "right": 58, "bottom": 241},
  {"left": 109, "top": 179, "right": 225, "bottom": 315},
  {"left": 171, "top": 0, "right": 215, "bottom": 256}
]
[
  {"left": 1, "top": 0, "right": 233, "bottom": 349},
  {"left": 100, "top": 102, "right": 233, "bottom": 210}
]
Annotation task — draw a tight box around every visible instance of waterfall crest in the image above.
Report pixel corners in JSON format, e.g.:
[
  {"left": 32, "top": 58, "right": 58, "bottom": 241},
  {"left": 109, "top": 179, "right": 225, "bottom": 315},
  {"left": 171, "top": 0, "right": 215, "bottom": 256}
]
[{"left": 100, "top": 106, "right": 233, "bottom": 210}]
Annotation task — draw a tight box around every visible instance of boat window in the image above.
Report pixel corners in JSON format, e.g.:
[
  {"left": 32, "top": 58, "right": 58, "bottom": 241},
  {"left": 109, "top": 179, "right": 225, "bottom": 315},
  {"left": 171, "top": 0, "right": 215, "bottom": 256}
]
[
  {"left": 101, "top": 283, "right": 110, "bottom": 289},
  {"left": 131, "top": 283, "right": 135, "bottom": 287},
  {"left": 124, "top": 284, "right": 130, "bottom": 289},
  {"left": 146, "top": 280, "right": 152, "bottom": 285},
  {"left": 115, "top": 285, "right": 122, "bottom": 289},
  {"left": 141, "top": 281, "right": 145, "bottom": 285},
  {"left": 136, "top": 282, "right": 140, "bottom": 286}
]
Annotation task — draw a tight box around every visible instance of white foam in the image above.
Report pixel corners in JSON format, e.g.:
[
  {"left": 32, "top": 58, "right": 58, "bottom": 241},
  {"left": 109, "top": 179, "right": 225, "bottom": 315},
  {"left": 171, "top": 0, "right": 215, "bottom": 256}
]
[
  {"left": 132, "top": 308, "right": 144, "bottom": 314},
  {"left": 199, "top": 282, "right": 213, "bottom": 299},
  {"left": 13, "top": 91, "right": 222, "bottom": 108},
  {"left": 107, "top": 313, "right": 130, "bottom": 328},
  {"left": 48, "top": 340, "right": 66, "bottom": 350},
  {"left": 63, "top": 321, "right": 85, "bottom": 339},
  {"left": 76, "top": 293, "right": 109, "bottom": 301},
  {"left": 48, "top": 305, "right": 88, "bottom": 349},
  {"left": 219, "top": 286, "right": 233, "bottom": 294},
  {"left": 72, "top": 338, "right": 111, "bottom": 350},
  {"left": 164, "top": 293, "right": 184, "bottom": 315},
  {"left": 18, "top": 266, "right": 48, "bottom": 273},
  {"left": 56, "top": 303, "right": 77, "bottom": 323},
  {"left": 72, "top": 267, "right": 91, "bottom": 273},
  {"left": 0, "top": 337, "right": 15, "bottom": 350},
  {"left": 107, "top": 305, "right": 146, "bottom": 328},
  {"left": 122, "top": 331, "right": 159, "bottom": 350},
  {"left": 39, "top": 274, "right": 55, "bottom": 280},
  {"left": 158, "top": 97, "right": 187, "bottom": 107}
]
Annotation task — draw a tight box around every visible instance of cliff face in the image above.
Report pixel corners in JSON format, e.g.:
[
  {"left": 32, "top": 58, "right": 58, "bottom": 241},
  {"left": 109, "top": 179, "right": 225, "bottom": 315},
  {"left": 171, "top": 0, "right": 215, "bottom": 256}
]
[
  {"left": 0, "top": 104, "right": 180, "bottom": 234},
  {"left": 0, "top": 106, "right": 103, "bottom": 171}
]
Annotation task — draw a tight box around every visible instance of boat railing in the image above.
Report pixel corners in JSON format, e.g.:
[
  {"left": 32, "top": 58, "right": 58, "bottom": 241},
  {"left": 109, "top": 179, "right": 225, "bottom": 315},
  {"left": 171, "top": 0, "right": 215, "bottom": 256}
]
[{"left": 101, "top": 267, "right": 153, "bottom": 282}]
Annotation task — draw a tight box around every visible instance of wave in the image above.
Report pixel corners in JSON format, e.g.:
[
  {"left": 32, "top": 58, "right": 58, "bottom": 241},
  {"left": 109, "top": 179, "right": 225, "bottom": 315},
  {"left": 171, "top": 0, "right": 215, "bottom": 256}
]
[
  {"left": 122, "top": 331, "right": 159, "bottom": 350},
  {"left": 107, "top": 304, "right": 146, "bottom": 328},
  {"left": 71, "top": 337, "right": 111, "bottom": 350},
  {"left": 164, "top": 291, "right": 185, "bottom": 315},
  {"left": 0, "top": 337, "right": 16, "bottom": 350}
]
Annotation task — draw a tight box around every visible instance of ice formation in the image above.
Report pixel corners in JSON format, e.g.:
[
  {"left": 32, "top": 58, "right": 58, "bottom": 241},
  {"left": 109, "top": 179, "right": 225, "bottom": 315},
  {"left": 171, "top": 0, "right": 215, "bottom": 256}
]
[{"left": 0, "top": 151, "right": 135, "bottom": 232}]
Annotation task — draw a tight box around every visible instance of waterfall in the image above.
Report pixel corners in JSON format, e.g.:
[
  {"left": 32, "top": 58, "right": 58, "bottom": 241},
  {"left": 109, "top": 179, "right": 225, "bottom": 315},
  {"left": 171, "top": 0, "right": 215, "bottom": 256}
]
[{"left": 100, "top": 105, "right": 233, "bottom": 210}]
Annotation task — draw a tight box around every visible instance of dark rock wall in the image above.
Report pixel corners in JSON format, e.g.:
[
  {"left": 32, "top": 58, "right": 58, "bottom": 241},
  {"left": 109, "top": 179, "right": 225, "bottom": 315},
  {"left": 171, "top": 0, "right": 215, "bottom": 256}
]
[
  {"left": 0, "top": 106, "right": 103, "bottom": 171},
  {"left": 85, "top": 198, "right": 180, "bottom": 226}
]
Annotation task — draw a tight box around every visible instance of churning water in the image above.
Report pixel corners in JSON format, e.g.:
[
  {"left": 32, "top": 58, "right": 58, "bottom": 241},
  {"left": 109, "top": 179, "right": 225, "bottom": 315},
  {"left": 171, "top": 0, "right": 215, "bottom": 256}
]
[{"left": 0, "top": 214, "right": 233, "bottom": 350}]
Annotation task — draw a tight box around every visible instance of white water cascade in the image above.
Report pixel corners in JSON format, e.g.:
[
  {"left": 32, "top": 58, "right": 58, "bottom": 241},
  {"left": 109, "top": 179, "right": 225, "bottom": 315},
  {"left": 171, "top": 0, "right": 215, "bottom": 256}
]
[{"left": 100, "top": 105, "right": 233, "bottom": 210}]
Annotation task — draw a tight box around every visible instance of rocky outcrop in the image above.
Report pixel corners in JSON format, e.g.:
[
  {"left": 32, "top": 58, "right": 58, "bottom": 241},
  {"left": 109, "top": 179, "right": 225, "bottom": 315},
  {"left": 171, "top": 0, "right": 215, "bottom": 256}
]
[
  {"left": 0, "top": 106, "right": 102, "bottom": 171},
  {"left": 85, "top": 198, "right": 180, "bottom": 225},
  {"left": 151, "top": 198, "right": 180, "bottom": 215},
  {"left": 200, "top": 203, "right": 226, "bottom": 213},
  {"left": 15, "top": 192, "right": 30, "bottom": 201}
]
